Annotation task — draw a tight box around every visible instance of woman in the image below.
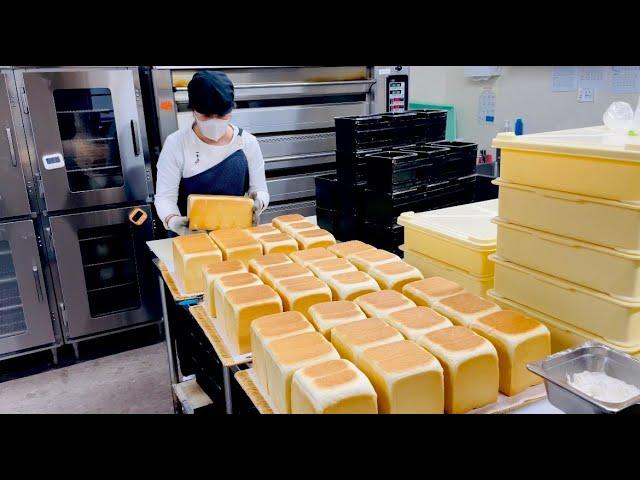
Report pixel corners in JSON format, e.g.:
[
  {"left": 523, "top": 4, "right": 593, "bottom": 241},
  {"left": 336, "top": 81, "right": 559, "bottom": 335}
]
[{"left": 155, "top": 71, "right": 269, "bottom": 236}]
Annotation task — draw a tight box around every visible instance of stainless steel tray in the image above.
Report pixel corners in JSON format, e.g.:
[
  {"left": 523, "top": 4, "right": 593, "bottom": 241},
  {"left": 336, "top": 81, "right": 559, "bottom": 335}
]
[{"left": 527, "top": 341, "right": 640, "bottom": 414}]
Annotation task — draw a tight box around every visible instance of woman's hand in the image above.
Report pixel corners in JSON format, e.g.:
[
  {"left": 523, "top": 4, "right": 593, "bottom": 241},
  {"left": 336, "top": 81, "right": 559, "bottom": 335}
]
[
  {"left": 167, "top": 215, "right": 189, "bottom": 236},
  {"left": 250, "top": 191, "right": 267, "bottom": 226}
]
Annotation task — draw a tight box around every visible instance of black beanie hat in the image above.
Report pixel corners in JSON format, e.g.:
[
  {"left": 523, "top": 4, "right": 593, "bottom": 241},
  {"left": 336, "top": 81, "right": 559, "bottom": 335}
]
[{"left": 187, "top": 70, "right": 235, "bottom": 116}]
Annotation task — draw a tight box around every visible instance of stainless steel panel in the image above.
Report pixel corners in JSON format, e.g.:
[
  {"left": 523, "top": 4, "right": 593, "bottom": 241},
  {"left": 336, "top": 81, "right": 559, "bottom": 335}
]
[
  {"left": 48, "top": 205, "right": 159, "bottom": 340},
  {"left": 257, "top": 131, "right": 335, "bottom": 158},
  {"left": 265, "top": 153, "right": 335, "bottom": 172},
  {"left": 174, "top": 80, "right": 375, "bottom": 103},
  {"left": 267, "top": 169, "right": 335, "bottom": 202},
  {"left": 177, "top": 102, "right": 368, "bottom": 134},
  {"left": 20, "top": 68, "right": 149, "bottom": 212},
  {"left": 0, "top": 219, "right": 56, "bottom": 356},
  {"left": 151, "top": 69, "right": 179, "bottom": 150},
  {"left": 167, "top": 66, "right": 370, "bottom": 88},
  {"left": 0, "top": 71, "right": 31, "bottom": 219},
  {"left": 261, "top": 200, "right": 317, "bottom": 224}
]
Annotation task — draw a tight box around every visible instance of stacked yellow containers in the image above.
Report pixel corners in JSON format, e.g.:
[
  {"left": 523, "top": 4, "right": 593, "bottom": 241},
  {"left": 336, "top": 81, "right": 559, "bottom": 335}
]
[
  {"left": 489, "top": 126, "right": 640, "bottom": 357},
  {"left": 398, "top": 200, "right": 498, "bottom": 297}
]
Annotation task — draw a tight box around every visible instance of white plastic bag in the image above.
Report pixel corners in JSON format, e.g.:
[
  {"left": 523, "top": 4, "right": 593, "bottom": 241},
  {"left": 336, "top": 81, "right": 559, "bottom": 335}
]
[{"left": 603, "top": 97, "right": 640, "bottom": 135}]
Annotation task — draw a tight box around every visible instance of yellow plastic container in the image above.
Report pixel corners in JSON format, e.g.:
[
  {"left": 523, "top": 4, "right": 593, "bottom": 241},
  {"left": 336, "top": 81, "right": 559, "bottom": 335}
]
[
  {"left": 401, "top": 246, "right": 493, "bottom": 297},
  {"left": 491, "top": 255, "right": 640, "bottom": 345},
  {"left": 488, "top": 290, "right": 640, "bottom": 358},
  {"left": 493, "top": 126, "right": 640, "bottom": 202},
  {"left": 494, "top": 218, "right": 640, "bottom": 300},
  {"left": 398, "top": 199, "right": 498, "bottom": 277},
  {"left": 496, "top": 180, "right": 640, "bottom": 252}
]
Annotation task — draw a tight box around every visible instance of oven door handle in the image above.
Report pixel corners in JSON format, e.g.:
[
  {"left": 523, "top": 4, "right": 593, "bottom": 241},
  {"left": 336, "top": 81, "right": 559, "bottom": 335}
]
[
  {"left": 5, "top": 128, "right": 17, "bottom": 167},
  {"left": 32, "top": 265, "right": 44, "bottom": 303},
  {"left": 130, "top": 120, "right": 140, "bottom": 156}
]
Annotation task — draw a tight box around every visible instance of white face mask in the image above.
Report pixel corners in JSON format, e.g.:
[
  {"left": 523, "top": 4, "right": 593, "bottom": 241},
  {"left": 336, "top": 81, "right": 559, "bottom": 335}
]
[{"left": 194, "top": 113, "right": 230, "bottom": 141}]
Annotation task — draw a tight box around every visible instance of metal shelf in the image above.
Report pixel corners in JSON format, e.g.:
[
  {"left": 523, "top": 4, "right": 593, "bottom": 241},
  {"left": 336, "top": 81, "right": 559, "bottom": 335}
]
[
  {"left": 86, "top": 280, "right": 137, "bottom": 294},
  {"left": 82, "top": 257, "right": 132, "bottom": 269}
]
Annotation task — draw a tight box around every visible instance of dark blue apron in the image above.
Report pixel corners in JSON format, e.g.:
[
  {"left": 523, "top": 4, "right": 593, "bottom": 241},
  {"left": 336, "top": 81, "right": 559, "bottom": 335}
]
[{"left": 176, "top": 128, "right": 250, "bottom": 216}]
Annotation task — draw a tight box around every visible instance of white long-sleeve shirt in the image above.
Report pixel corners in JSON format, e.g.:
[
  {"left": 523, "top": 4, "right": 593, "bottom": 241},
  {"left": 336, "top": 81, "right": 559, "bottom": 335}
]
[{"left": 154, "top": 124, "right": 269, "bottom": 228}]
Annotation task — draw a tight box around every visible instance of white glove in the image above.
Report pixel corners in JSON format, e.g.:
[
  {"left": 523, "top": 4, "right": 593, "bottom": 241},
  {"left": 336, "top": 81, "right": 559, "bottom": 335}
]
[
  {"left": 167, "top": 215, "right": 189, "bottom": 236},
  {"left": 250, "top": 191, "right": 267, "bottom": 226}
]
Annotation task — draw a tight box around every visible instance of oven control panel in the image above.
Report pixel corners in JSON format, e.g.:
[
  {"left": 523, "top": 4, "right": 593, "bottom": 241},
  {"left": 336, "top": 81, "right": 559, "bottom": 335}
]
[{"left": 386, "top": 74, "right": 408, "bottom": 113}]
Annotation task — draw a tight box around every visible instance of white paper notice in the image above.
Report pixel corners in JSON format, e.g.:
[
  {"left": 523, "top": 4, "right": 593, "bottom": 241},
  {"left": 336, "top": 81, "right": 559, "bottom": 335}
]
[
  {"left": 610, "top": 66, "right": 640, "bottom": 93},
  {"left": 552, "top": 66, "right": 578, "bottom": 92},
  {"left": 579, "top": 66, "right": 606, "bottom": 88},
  {"left": 478, "top": 89, "right": 496, "bottom": 124}
]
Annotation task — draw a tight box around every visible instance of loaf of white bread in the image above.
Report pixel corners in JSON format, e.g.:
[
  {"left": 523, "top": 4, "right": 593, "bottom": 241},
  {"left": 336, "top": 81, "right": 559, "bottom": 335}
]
[
  {"left": 307, "top": 300, "right": 367, "bottom": 339},
  {"left": 272, "top": 214, "right": 306, "bottom": 232},
  {"left": 258, "top": 232, "right": 299, "bottom": 255},
  {"left": 328, "top": 240, "right": 375, "bottom": 258},
  {"left": 265, "top": 331, "right": 340, "bottom": 413},
  {"left": 288, "top": 247, "right": 337, "bottom": 268},
  {"left": 331, "top": 318, "right": 403, "bottom": 364},
  {"left": 224, "top": 284, "right": 283, "bottom": 354},
  {"left": 213, "top": 272, "right": 263, "bottom": 338},
  {"left": 262, "top": 262, "right": 313, "bottom": 290},
  {"left": 385, "top": 306, "right": 452, "bottom": 341},
  {"left": 321, "top": 270, "right": 380, "bottom": 301},
  {"left": 209, "top": 229, "right": 262, "bottom": 266},
  {"left": 471, "top": 310, "right": 550, "bottom": 396},
  {"left": 433, "top": 292, "right": 501, "bottom": 327},
  {"left": 418, "top": 326, "right": 499, "bottom": 413},
  {"left": 294, "top": 228, "right": 336, "bottom": 250},
  {"left": 355, "top": 290, "right": 416, "bottom": 320},
  {"left": 172, "top": 233, "right": 222, "bottom": 294},
  {"left": 358, "top": 340, "right": 444, "bottom": 414},
  {"left": 245, "top": 225, "right": 280, "bottom": 240},
  {"left": 402, "top": 277, "right": 464, "bottom": 307},
  {"left": 308, "top": 257, "right": 357, "bottom": 283},
  {"left": 368, "top": 261, "right": 423, "bottom": 292},
  {"left": 280, "top": 220, "right": 318, "bottom": 237},
  {"left": 250, "top": 311, "right": 315, "bottom": 396},
  {"left": 291, "top": 359, "right": 378, "bottom": 414},
  {"left": 347, "top": 248, "right": 400, "bottom": 272},
  {"left": 187, "top": 195, "right": 253, "bottom": 231},
  {"left": 276, "top": 276, "right": 332, "bottom": 320},
  {"left": 202, "top": 260, "right": 247, "bottom": 317},
  {"left": 248, "top": 253, "right": 292, "bottom": 280}
]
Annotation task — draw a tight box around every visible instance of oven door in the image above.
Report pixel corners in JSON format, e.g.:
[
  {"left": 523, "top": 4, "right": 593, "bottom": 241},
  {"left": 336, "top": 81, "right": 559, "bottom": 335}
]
[
  {"left": 21, "top": 69, "right": 148, "bottom": 212},
  {"left": 0, "top": 71, "right": 31, "bottom": 219},
  {"left": 0, "top": 219, "right": 55, "bottom": 356},
  {"left": 48, "top": 205, "right": 159, "bottom": 340}
]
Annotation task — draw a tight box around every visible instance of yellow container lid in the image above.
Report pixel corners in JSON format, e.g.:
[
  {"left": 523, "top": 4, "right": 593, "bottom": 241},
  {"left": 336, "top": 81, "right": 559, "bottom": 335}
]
[
  {"left": 492, "top": 126, "right": 640, "bottom": 163},
  {"left": 398, "top": 199, "right": 498, "bottom": 252}
]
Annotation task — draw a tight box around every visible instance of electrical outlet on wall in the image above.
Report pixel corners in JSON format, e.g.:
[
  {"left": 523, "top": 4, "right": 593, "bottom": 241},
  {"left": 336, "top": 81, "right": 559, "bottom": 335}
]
[{"left": 577, "top": 87, "right": 595, "bottom": 103}]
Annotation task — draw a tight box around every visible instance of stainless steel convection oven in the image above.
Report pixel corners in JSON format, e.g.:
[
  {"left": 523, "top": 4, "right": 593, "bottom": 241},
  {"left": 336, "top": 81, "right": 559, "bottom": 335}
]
[
  {"left": 146, "top": 66, "right": 411, "bottom": 222},
  {"left": 0, "top": 67, "right": 161, "bottom": 362}
]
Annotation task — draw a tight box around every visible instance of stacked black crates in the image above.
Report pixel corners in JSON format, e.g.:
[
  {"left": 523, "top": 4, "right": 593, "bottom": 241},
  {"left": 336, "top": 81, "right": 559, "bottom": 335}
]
[{"left": 316, "top": 110, "right": 479, "bottom": 255}]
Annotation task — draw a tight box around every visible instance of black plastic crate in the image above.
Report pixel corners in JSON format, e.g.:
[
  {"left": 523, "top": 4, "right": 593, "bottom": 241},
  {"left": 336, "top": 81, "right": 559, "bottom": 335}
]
[
  {"left": 426, "top": 140, "right": 478, "bottom": 178},
  {"left": 364, "top": 150, "right": 427, "bottom": 193},
  {"left": 392, "top": 144, "right": 450, "bottom": 183},
  {"left": 315, "top": 174, "right": 338, "bottom": 211},
  {"left": 414, "top": 109, "right": 448, "bottom": 142},
  {"left": 316, "top": 207, "right": 361, "bottom": 241},
  {"left": 362, "top": 185, "right": 427, "bottom": 224},
  {"left": 316, "top": 206, "right": 337, "bottom": 233},
  {"left": 335, "top": 147, "right": 384, "bottom": 185},
  {"left": 474, "top": 174, "right": 499, "bottom": 201},
  {"left": 361, "top": 221, "right": 404, "bottom": 253},
  {"left": 335, "top": 115, "right": 395, "bottom": 151}
]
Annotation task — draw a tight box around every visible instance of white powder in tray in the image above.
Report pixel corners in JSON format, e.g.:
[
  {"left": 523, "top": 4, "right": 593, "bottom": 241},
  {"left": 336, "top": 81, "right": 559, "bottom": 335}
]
[{"left": 567, "top": 370, "right": 640, "bottom": 404}]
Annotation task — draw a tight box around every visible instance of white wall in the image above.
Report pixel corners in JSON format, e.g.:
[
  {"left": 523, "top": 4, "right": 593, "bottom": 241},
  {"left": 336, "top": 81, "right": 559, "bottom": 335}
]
[{"left": 410, "top": 66, "right": 639, "bottom": 153}]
